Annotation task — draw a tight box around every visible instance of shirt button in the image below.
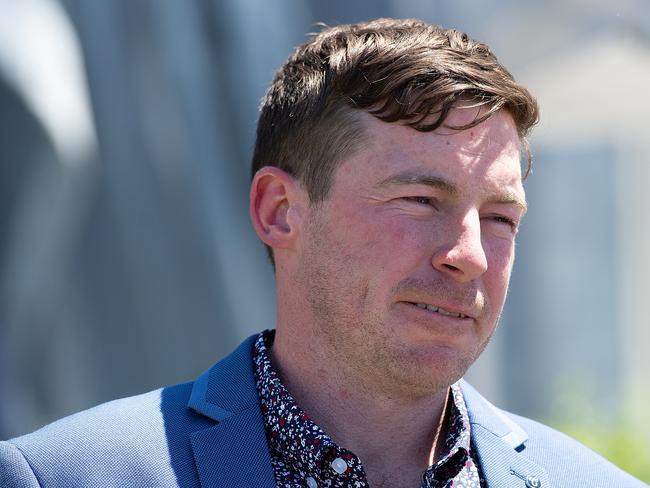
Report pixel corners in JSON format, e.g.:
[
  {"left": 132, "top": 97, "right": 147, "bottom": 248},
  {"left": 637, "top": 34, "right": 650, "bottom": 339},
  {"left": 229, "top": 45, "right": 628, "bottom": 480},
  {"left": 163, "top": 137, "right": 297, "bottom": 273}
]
[
  {"left": 525, "top": 475, "right": 541, "bottom": 488},
  {"left": 331, "top": 457, "right": 348, "bottom": 474},
  {"left": 306, "top": 476, "right": 318, "bottom": 488}
]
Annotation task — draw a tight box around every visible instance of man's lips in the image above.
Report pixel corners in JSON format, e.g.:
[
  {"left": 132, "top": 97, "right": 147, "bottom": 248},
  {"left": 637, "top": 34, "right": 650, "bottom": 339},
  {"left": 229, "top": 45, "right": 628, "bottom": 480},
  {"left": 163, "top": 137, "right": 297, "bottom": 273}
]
[{"left": 402, "top": 301, "right": 474, "bottom": 320}]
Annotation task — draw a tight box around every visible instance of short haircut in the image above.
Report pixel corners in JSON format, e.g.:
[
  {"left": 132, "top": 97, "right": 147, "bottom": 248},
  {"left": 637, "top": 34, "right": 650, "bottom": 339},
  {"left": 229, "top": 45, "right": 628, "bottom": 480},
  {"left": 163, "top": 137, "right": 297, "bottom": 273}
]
[{"left": 251, "top": 18, "right": 539, "bottom": 262}]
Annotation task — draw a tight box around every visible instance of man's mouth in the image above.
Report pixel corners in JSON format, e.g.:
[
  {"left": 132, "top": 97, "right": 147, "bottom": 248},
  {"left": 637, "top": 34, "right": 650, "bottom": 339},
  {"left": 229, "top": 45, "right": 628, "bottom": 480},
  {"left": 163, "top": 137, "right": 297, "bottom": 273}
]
[{"left": 406, "top": 302, "right": 468, "bottom": 319}]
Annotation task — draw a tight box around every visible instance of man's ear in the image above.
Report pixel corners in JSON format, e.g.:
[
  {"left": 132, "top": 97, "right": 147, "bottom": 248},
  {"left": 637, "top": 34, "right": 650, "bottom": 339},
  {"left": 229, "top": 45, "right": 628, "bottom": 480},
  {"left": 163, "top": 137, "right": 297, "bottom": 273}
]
[{"left": 249, "top": 166, "right": 306, "bottom": 252}]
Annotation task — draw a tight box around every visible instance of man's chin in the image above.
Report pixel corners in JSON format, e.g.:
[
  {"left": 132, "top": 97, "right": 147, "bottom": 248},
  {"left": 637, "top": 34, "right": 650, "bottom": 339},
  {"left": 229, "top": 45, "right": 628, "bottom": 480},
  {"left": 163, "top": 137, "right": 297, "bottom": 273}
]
[{"left": 377, "top": 344, "right": 476, "bottom": 398}]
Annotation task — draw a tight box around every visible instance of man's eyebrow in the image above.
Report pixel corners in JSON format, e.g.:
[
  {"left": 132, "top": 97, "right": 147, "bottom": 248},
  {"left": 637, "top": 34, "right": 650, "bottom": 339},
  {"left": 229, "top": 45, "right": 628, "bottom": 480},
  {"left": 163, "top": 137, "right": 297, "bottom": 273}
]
[{"left": 377, "top": 172, "right": 458, "bottom": 196}]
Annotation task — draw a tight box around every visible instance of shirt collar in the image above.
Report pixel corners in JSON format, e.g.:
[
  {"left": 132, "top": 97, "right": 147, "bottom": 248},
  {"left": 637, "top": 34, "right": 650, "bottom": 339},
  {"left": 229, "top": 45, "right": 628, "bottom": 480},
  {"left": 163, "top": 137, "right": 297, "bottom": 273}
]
[
  {"left": 252, "top": 330, "right": 364, "bottom": 484},
  {"left": 252, "top": 329, "right": 474, "bottom": 484}
]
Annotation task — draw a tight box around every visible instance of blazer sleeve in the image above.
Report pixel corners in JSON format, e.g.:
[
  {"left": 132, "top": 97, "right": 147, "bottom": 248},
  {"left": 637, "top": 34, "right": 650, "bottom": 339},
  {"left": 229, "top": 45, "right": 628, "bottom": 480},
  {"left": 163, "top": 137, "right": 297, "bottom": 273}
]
[{"left": 0, "top": 441, "right": 42, "bottom": 487}]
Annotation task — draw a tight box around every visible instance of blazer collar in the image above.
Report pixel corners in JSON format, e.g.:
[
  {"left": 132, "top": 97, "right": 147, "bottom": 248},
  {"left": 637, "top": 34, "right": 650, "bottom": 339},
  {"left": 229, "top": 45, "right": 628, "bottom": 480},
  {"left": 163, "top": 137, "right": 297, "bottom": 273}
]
[
  {"left": 188, "top": 335, "right": 260, "bottom": 420},
  {"left": 460, "top": 380, "right": 552, "bottom": 488},
  {"left": 187, "top": 335, "right": 276, "bottom": 488}
]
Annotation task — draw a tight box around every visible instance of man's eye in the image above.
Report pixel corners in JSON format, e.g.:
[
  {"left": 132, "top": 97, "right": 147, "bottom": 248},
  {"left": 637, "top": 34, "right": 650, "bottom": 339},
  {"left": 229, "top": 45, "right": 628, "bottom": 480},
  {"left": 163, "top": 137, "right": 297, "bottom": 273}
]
[
  {"left": 402, "top": 196, "right": 435, "bottom": 206},
  {"left": 488, "top": 215, "right": 518, "bottom": 231}
]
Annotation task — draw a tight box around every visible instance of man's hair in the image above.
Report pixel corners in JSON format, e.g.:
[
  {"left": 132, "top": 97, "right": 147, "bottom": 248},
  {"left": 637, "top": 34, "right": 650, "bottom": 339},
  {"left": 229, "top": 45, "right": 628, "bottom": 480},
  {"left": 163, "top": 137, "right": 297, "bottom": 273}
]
[{"left": 251, "top": 18, "right": 539, "bottom": 262}]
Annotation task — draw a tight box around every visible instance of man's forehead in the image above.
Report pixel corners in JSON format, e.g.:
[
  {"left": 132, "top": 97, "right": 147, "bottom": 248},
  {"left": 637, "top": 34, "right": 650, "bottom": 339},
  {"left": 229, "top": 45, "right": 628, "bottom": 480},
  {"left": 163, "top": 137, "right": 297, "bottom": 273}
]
[
  {"left": 329, "top": 108, "right": 525, "bottom": 202},
  {"left": 357, "top": 108, "right": 520, "bottom": 154},
  {"left": 358, "top": 110, "right": 521, "bottom": 164}
]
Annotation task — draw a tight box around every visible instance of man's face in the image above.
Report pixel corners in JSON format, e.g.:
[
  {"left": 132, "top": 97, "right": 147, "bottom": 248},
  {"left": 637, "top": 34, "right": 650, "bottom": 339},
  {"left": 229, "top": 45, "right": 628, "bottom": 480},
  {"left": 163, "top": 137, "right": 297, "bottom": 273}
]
[{"left": 295, "top": 107, "right": 525, "bottom": 398}]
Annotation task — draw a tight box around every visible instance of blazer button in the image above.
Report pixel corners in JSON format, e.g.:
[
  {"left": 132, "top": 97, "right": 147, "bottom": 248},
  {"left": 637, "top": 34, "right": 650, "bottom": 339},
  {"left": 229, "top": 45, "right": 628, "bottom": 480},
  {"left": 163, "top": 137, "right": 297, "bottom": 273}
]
[{"left": 525, "top": 475, "right": 541, "bottom": 488}]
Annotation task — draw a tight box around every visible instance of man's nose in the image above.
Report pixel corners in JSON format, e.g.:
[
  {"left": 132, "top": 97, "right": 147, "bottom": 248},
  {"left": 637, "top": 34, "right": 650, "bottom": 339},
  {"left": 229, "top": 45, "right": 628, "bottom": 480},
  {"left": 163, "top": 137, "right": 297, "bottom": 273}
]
[{"left": 431, "top": 212, "right": 488, "bottom": 282}]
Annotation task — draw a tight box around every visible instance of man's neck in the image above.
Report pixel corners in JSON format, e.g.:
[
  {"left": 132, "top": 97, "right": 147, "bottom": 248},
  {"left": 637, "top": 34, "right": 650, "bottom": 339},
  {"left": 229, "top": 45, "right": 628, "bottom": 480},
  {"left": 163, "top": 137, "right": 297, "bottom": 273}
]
[{"left": 270, "top": 329, "right": 449, "bottom": 487}]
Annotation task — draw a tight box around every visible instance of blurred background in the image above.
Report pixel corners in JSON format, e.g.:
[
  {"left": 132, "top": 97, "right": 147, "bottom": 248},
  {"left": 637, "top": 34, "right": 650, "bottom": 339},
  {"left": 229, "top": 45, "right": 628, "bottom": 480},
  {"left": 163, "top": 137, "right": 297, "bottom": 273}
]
[{"left": 0, "top": 0, "right": 648, "bottom": 481}]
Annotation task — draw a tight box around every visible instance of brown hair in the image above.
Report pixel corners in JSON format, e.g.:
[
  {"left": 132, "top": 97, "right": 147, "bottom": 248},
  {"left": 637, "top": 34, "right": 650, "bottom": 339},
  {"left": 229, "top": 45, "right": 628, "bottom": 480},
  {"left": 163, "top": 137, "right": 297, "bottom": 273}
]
[{"left": 251, "top": 18, "right": 539, "bottom": 259}]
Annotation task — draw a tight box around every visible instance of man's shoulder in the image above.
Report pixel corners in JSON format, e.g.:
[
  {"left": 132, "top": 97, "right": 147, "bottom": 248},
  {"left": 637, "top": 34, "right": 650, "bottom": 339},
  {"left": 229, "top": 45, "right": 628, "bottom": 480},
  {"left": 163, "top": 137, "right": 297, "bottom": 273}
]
[
  {"left": 0, "top": 336, "right": 262, "bottom": 488},
  {"left": 10, "top": 382, "right": 181, "bottom": 441},
  {"left": 509, "top": 412, "right": 646, "bottom": 486},
  {"left": 505, "top": 409, "right": 621, "bottom": 465},
  {"left": 13, "top": 382, "right": 185, "bottom": 440},
  {"left": 0, "top": 381, "right": 213, "bottom": 487},
  {"left": 460, "top": 381, "right": 648, "bottom": 487}
]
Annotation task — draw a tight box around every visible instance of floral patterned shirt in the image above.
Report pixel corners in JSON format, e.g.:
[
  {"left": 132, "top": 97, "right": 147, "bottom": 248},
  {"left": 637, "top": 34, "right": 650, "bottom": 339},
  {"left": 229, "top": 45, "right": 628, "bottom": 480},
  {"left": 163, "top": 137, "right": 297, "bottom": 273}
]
[{"left": 252, "top": 330, "right": 487, "bottom": 488}]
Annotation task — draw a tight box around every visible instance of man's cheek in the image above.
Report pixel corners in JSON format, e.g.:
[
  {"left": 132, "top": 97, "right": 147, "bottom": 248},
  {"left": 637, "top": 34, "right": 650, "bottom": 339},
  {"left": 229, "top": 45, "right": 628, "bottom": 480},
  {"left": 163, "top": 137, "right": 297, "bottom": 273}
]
[{"left": 484, "top": 239, "right": 515, "bottom": 270}]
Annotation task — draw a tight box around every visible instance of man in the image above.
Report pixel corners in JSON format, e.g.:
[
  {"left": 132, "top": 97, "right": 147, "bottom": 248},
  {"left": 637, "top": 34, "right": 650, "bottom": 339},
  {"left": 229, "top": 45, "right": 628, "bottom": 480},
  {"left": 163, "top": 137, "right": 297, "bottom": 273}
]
[{"left": 0, "top": 18, "right": 645, "bottom": 488}]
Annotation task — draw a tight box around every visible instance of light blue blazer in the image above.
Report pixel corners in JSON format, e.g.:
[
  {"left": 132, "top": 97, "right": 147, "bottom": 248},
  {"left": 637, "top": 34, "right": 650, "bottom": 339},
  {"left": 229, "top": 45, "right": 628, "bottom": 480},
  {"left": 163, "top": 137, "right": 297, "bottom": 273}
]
[{"left": 0, "top": 335, "right": 646, "bottom": 487}]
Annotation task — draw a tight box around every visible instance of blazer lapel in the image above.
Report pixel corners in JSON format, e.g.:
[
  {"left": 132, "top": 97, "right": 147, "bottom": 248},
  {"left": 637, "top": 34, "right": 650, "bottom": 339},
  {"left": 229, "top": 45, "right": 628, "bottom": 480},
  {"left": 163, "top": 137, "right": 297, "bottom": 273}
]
[
  {"left": 472, "top": 424, "right": 551, "bottom": 488},
  {"left": 187, "top": 335, "right": 276, "bottom": 488},
  {"left": 189, "top": 409, "right": 276, "bottom": 488},
  {"left": 460, "top": 380, "right": 552, "bottom": 488}
]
